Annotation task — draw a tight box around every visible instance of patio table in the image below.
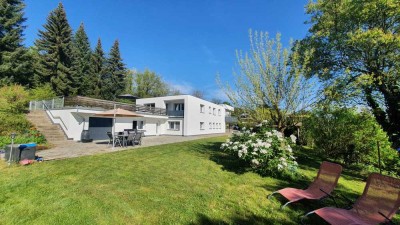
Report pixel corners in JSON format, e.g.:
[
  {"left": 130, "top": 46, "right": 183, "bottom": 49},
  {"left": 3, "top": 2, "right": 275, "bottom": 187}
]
[{"left": 116, "top": 133, "right": 129, "bottom": 147}]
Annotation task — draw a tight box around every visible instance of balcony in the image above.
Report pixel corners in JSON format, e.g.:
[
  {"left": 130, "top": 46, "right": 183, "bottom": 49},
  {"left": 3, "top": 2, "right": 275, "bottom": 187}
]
[{"left": 167, "top": 110, "right": 184, "bottom": 117}]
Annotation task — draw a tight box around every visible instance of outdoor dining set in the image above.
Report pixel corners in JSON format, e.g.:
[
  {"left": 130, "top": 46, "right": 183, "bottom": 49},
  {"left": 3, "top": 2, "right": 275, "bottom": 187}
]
[{"left": 107, "top": 129, "right": 144, "bottom": 147}]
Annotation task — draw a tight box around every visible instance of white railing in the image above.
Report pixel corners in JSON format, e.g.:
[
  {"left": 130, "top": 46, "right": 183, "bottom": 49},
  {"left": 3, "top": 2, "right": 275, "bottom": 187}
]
[{"left": 29, "top": 97, "right": 65, "bottom": 111}]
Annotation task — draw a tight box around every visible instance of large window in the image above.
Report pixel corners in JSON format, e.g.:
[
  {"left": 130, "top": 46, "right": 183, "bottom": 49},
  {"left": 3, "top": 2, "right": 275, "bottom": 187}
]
[
  {"left": 138, "top": 121, "right": 144, "bottom": 129},
  {"left": 213, "top": 108, "right": 216, "bottom": 115},
  {"left": 174, "top": 103, "right": 184, "bottom": 111},
  {"left": 168, "top": 121, "right": 180, "bottom": 130},
  {"left": 209, "top": 122, "right": 212, "bottom": 129},
  {"left": 209, "top": 106, "right": 212, "bottom": 114},
  {"left": 200, "top": 122, "right": 204, "bottom": 130},
  {"left": 200, "top": 104, "right": 205, "bottom": 113},
  {"left": 218, "top": 109, "right": 221, "bottom": 116}
]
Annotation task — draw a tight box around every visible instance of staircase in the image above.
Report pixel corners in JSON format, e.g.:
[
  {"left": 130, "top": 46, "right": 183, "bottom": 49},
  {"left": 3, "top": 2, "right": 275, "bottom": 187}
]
[{"left": 26, "top": 111, "right": 69, "bottom": 143}]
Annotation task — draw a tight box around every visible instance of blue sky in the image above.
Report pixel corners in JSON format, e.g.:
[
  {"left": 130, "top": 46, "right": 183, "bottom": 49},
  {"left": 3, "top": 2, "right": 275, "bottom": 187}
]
[{"left": 23, "top": 0, "right": 310, "bottom": 100}]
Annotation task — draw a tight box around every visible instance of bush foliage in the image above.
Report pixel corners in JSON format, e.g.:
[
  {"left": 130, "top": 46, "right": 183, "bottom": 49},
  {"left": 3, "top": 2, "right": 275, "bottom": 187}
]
[
  {"left": 304, "top": 107, "right": 399, "bottom": 175},
  {"left": 0, "top": 85, "right": 29, "bottom": 114},
  {"left": 220, "top": 122, "right": 298, "bottom": 178},
  {"left": 0, "top": 128, "right": 46, "bottom": 148}
]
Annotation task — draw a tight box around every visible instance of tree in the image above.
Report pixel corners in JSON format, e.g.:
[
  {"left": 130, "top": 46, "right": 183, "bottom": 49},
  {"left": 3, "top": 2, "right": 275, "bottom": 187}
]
[
  {"left": 218, "top": 30, "right": 317, "bottom": 132},
  {"left": 101, "top": 40, "right": 127, "bottom": 100},
  {"left": 132, "top": 69, "right": 170, "bottom": 98},
  {"left": 191, "top": 89, "right": 205, "bottom": 99},
  {"left": 298, "top": 0, "right": 400, "bottom": 147},
  {"left": 0, "top": 0, "right": 33, "bottom": 86},
  {"left": 90, "top": 38, "right": 106, "bottom": 98},
  {"left": 72, "top": 23, "right": 92, "bottom": 96},
  {"left": 35, "top": 3, "right": 75, "bottom": 96},
  {"left": 210, "top": 98, "right": 223, "bottom": 104}
]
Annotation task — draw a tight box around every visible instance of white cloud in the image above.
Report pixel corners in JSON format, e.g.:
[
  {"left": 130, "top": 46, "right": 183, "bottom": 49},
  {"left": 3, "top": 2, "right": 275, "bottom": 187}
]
[{"left": 167, "top": 81, "right": 195, "bottom": 94}]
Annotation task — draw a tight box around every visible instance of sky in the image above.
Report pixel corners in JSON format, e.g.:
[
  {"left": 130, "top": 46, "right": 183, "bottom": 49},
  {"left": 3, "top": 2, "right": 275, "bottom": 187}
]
[{"left": 23, "top": 0, "right": 310, "bottom": 100}]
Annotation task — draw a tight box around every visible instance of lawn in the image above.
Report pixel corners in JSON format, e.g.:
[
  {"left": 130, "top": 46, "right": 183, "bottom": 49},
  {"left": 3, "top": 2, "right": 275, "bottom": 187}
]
[{"left": 0, "top": 136, "right": 392, "bottom": 224}]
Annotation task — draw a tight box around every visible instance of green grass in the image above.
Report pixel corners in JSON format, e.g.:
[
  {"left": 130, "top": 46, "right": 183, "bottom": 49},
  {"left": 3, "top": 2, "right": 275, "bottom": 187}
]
[{"left": 0, "top": 137, "right": 395, "bottom": 224}]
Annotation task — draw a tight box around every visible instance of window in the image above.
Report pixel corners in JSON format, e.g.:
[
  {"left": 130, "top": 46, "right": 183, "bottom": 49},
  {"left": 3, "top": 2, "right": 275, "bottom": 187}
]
[
  {"left": 200, "top": 104, "right": 205, "bottom": 113},
  {"left": 174, "top": 103, "right": 184, "bottom": 111},
  {"left": 213, "top": 108, "right": 216, "bottom": 115},
  {"left": 168, "top": 121, "right": 180, "bottom": 130},
  {"left": 144, "top": 103, "right": 155, "bottom": 108},
  {"left": 133, "top": 121, "right": 145, "bottom": 129},
  {"left": 200, "top": 122, "right": 204, "bottom": 130},
  {"left": 209, "top": 106, "right": 212, "bottom": 114},
  {"left": 209, "top": 122, "right": 212, "bottom": 129},
  {"left": 213, "top": 122, "right": 215, "bottom": 129},
  {"left": 218, "top": 109, "right": 221, "bottom": 116},
  {"left": 165, "top": 103, "right": 169, "bottom": 110}
]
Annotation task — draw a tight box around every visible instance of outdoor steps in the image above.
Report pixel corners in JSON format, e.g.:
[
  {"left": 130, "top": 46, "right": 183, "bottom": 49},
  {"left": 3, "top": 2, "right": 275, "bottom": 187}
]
[{"left": 26, "top": 111, "right": 69, "bottom": 143}]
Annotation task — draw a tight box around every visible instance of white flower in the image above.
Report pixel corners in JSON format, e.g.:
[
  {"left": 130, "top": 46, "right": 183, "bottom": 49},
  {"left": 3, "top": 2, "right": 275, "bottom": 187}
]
[
  {"left": 287, "top": 146, "right": 293, "bottom": 153},
  {"left": 265, "top": 143, "right": 271, "bottom": 148},
  {"left": 242, "top": 127, "right": 246, "bottom": 131},
  {"left": 251, "top": 159, "right": 260, "bottom": 166},
  {"left": 242, "top": 148, "right": 248, "bottom": 154},
  {"left": 290, "top": 134, "right": 297, "bottom": 143},
  {"left": 260, "top": 149, "right": 267, "bottom": 154},
  {"left": 250, "top": 132, "right": 256, "bottom": 137},
  {"left": 238, "top": 151, "right": 243, "bottom": 158},
  {"left": 232, "top": 146, "right": 238, "bottom": 150},
  {"left": 277, "top": 164, "right": 283, "bottom": 170},
  {"left": 265, "top": 131, "right": 272, "bottom": 137}
]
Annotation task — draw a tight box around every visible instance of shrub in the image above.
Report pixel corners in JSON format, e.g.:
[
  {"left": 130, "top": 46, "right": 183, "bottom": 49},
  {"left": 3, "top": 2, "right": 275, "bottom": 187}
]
[
  {"left": 303, "top": 106, "right": 398, "bottom": 174},
  {"left": 0, "top": 128, "right": 46, "bottom": 148},
  {"left": 0, "top": 85, "right": 29, "bottom": 113},
  {"left": 29, "top": 84, "right": 57, "bottom": 101},
  {"left": 0, "top": 112, "right": 32, "bottom": 136},
  {"left": 220, "top": 122, "right": 298, "bottom": 178}
]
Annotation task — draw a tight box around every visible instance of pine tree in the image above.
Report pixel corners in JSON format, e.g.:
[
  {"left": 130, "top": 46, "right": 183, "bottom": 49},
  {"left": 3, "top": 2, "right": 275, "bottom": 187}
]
[
  {"left": 0, "top": 0, "right": 33, "bottom": 86},
  {"left": 90, "top": 38, "right": 106, "bottom": 98},
  {"left": 71, "top": 23, "right": 92, "bottom": 95},
  {"left": 35, "top": 3, "right": 75, "bottom": 96},
  {"left": 101, "top": 40, "right": 127, "bottom": 100}
]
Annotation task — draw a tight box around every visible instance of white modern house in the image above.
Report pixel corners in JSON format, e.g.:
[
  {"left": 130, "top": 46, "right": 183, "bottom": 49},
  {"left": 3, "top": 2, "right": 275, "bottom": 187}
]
[{"left": 29, "top": 95, "right": 229, "bottom": 141}]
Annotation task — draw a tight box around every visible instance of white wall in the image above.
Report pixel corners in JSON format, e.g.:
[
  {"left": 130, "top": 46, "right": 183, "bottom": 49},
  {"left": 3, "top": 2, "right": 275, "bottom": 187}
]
[
  {"left": 184, "top": 96, "right": 226, "bottom": 136},
  {"left": 47, "top": 108, "right": 98, "bottom": 141},
  {"left": 137, "top": 95, "right": 226, "bottom": 136}
]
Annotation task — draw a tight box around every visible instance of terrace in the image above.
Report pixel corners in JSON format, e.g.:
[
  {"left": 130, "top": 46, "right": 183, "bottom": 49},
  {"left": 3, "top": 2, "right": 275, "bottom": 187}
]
[{"left": 29, "top": 96, "right": 167, "bottom": 116}]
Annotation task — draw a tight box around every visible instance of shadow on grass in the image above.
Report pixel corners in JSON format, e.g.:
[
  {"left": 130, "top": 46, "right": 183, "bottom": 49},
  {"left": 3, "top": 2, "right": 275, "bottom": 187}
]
[
  {"left": 189, "top": 212, "right": 299, "bottom": 225},
  {"left": 190, "top": 141, "right": 250, "bottom": 175}
]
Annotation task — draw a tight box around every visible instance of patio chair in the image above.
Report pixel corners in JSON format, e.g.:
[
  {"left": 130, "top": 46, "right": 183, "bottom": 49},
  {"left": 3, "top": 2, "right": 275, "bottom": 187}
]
[
  {"left": 133, "top": 132, "right": 142, "bottom": 146},
  {"left": 107, "top": 132, "right": 122, "bottom": 147},
  {"left": 268, "top": 161, "right": 343, "bottom": 208},
  {"left": 126, "top": 132, "right": 135, "bottom": 146},
  {"left": 301, "top": 173, "right": 400, "bottom": 225}
]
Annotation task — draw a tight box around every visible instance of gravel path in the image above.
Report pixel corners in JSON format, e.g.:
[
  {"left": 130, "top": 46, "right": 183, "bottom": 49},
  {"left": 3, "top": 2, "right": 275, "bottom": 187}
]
[{"left": 35, "top": 133, "right": 229, "bottom": 161}]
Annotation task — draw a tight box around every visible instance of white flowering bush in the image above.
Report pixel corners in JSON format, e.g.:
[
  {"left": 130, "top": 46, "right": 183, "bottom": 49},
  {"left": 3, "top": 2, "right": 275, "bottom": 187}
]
[{"left": 220, "top": 122, "right": 298, "bottom": 178}]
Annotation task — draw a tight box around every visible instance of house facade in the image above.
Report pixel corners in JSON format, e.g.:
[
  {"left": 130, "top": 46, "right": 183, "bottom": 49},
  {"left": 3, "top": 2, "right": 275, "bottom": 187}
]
[
  {"left": 30, "top": 95, "right": 228, "bottom": 141},
  {"left": 136, "top": 95, "right": 226, "bottom": 136}
]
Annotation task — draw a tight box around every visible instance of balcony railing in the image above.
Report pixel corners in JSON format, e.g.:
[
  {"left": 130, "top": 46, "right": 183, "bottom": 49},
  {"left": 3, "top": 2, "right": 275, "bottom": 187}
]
[
  {"left": 167, "top": 110, "right": 184, "bottom": 117},
  {"left": 30, "top": 96, "right": 167, "bottom": 116}
]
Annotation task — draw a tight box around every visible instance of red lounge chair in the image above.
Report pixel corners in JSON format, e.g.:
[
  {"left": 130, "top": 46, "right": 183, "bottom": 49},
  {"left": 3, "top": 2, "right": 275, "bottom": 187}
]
[
  {"left": 268, "top": 161, "right": 343, "bottom": 208},
  {"left": 302, "top": 173, "right": 400, "bottom": 225}
]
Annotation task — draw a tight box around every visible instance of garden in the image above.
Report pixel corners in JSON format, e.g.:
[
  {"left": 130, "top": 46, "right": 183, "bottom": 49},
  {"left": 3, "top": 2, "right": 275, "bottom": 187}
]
[{"left": 1, "top": 136, "right": 397, "bottom": 225}]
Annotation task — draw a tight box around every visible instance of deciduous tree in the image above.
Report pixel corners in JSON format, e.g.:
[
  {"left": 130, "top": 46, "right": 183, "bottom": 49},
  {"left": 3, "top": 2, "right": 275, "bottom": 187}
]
[
  {"left": 218, "top": 30, "right": 317, "bottom": 132},
  {"left": 132, "top": 69, "right": 169, "bottom": 98},
  {"left": 298, "top": 0, "right": 400, "bottom": 147}
]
